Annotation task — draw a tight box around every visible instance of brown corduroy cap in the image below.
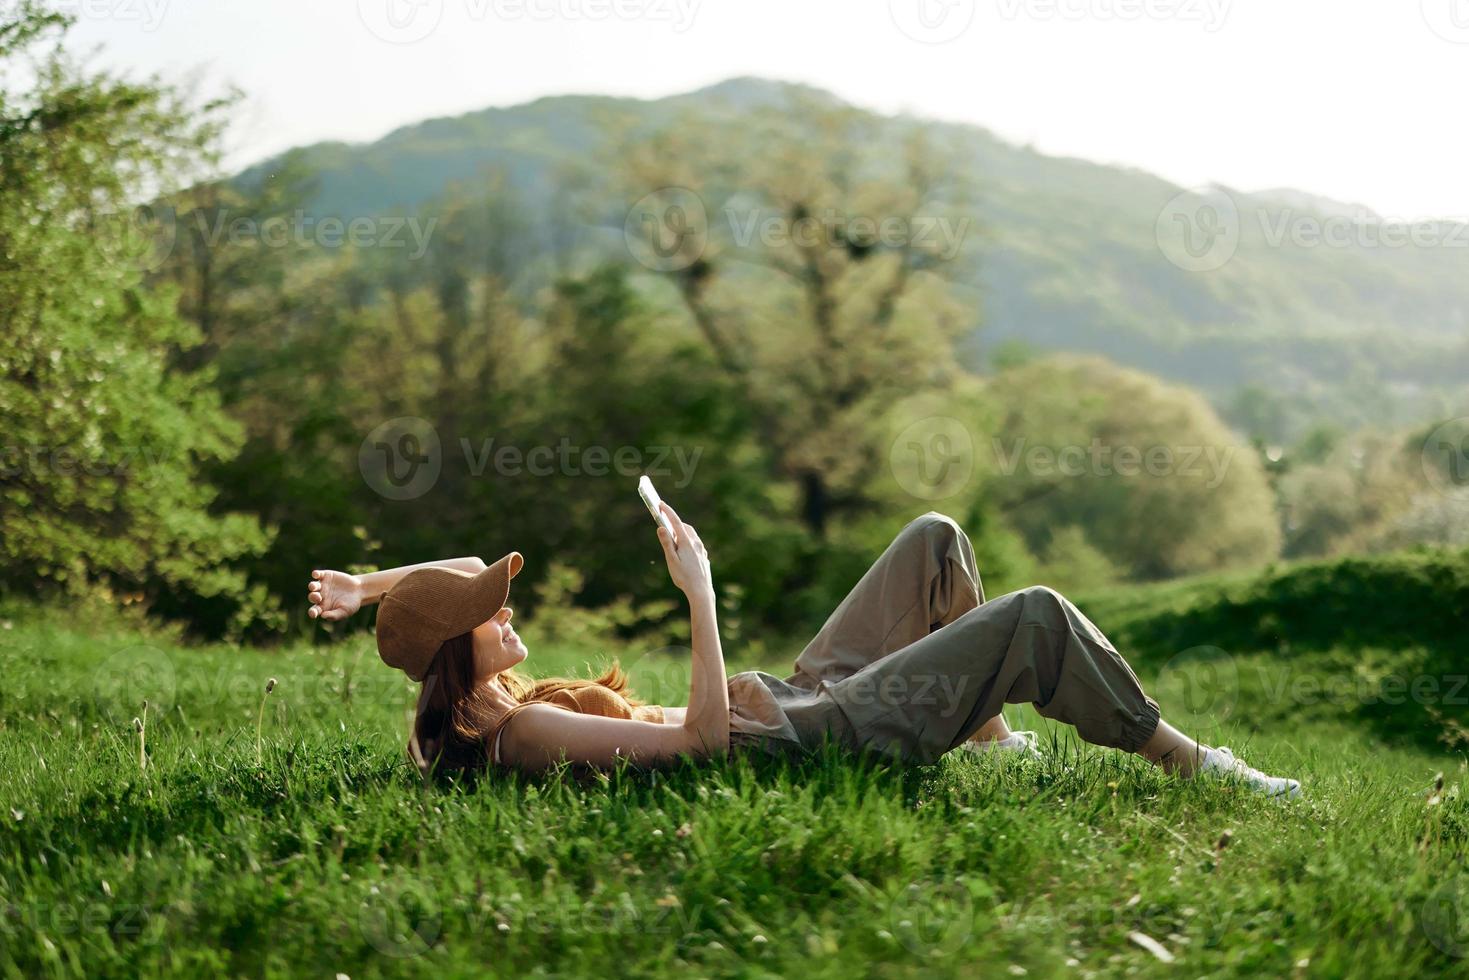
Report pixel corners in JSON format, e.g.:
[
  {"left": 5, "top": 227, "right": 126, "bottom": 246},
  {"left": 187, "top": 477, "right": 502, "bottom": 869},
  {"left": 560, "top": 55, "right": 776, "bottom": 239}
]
[{"left": 375, "top": 553, "right": 523, "bottom": 681}]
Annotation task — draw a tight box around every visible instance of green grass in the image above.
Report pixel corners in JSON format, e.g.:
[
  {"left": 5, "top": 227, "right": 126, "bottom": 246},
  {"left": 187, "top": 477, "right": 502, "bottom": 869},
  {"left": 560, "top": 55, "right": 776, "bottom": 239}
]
[{"left": 1, "top": 569, "right": 1468, "bottom": 978}]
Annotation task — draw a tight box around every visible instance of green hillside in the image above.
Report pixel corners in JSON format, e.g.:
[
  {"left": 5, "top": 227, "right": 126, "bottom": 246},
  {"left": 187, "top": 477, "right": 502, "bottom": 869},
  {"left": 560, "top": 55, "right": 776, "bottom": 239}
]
[
  {"left": 1077, "top": 548, "right": 1469, "bottom": 751},
  {"left": 235, "top": 77, "right": 1469, "bottom": 440}
]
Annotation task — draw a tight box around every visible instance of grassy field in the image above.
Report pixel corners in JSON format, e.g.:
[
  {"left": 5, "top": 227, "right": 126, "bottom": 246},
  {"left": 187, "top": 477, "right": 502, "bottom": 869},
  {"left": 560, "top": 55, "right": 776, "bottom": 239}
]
[{"left": 2, "top": 555, "right": 1467, "bottom": 978}]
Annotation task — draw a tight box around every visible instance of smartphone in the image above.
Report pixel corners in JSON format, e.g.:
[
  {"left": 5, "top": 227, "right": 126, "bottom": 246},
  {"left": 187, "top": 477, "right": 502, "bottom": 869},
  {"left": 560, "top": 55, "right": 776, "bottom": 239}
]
[{"left": 638, "top": 475, "right": 678, "bottom": 546}]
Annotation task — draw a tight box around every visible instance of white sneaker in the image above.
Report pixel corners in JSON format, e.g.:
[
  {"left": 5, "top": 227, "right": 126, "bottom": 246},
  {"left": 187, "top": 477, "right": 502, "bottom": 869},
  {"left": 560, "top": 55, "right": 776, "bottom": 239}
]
[
  {"left": 1200, "top": 746, "right": 1301, "bottom": 799},
  {"left": 957, "top": 730, "right": 1042, "bottom": 761}
]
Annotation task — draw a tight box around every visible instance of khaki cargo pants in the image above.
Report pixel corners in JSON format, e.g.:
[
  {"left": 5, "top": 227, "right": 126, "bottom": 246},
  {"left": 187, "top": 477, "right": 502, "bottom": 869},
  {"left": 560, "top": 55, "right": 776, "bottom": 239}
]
[{"left": 775, "top": 513, "right": 1161, "bottom": 763}]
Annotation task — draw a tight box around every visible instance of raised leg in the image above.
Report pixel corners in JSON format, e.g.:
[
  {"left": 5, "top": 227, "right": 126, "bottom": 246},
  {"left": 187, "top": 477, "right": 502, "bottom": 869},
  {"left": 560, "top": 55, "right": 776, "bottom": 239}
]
[
  {"left": 822, "top": 585, "right": 1163, "bottom": 763},
  {"left": 788, "top": 512, "right": 1026, "bottom": 747},
  {"left": 787, "top": 512, "right": 985, "bottom": 688}
]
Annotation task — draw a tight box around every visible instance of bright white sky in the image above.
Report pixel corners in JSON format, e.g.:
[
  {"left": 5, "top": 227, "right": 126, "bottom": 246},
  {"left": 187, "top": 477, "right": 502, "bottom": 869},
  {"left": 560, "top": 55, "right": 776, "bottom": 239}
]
[{"left": 63, "top": 0, "right": 1469, "bottom": 219}]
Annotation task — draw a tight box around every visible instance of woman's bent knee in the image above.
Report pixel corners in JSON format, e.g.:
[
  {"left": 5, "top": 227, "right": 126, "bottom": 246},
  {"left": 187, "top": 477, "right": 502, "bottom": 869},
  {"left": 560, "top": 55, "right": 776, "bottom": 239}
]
[
  {"left": 1019, "top": 584, "right": 1066, "bottom": 607},
  {"left": 904, "top": 511, "right": 961, "bottom": 541}
]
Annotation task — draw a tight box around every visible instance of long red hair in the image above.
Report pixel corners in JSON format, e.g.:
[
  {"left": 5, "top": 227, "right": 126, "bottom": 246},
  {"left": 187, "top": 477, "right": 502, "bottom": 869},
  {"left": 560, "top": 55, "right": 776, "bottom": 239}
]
[{"left": 412, "top": 633, "right": 641, "bottom": 774}]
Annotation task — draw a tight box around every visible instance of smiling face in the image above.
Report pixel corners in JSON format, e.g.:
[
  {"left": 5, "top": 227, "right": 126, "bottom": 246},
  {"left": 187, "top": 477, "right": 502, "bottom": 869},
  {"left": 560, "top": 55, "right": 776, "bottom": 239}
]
[{"left": 470, "top": 606, "right": 528, "bottom": 680}]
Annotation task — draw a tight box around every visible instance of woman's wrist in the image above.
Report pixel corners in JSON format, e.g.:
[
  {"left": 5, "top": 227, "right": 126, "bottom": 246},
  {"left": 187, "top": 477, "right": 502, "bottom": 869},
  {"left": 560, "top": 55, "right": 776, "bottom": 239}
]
[{"left": 355, "top": 572, "right": 382, "bottom": 605}]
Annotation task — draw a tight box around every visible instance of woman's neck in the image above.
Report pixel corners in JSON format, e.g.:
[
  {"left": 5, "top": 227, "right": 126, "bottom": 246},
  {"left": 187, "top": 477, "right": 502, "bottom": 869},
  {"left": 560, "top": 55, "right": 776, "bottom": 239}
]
[{"left": 480, "top": 673, "right": 519, "bottom": 713}]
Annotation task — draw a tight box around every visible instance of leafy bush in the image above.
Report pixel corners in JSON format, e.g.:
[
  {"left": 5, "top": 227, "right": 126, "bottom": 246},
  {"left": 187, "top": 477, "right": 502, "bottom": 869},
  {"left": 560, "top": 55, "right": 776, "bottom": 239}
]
[{"left": 982, "top": 355, "right": 1281, "bottom": 580}]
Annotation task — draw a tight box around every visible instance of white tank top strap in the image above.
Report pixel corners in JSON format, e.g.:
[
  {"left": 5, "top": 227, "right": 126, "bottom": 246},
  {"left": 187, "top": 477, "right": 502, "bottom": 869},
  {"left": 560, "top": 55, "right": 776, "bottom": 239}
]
[{"left": 490, "top": 701, "right": 542, "bottom": 767}]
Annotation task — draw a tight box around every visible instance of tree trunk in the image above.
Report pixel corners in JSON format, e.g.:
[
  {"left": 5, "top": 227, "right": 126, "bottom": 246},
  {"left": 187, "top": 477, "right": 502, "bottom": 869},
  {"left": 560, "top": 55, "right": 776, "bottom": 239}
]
[{"left": 799, "top": 470, "right": 829, "bottom": 539}]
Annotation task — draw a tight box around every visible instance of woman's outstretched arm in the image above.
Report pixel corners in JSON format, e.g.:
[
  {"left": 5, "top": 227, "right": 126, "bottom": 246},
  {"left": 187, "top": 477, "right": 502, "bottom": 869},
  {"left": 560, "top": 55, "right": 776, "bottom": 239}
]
[{"left": 307, "top": 556, "right": 487, "bottom": 621}]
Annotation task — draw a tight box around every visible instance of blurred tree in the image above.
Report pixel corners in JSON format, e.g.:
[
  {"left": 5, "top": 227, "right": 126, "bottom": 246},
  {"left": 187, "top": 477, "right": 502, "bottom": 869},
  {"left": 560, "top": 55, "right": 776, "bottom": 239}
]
[
  {"left": 506, "top": 265, "right": 790, "bottom": 620},
  {"left": 1226, "top": 383, "right": 1290, "bottom": 446},
  {"left": 1278, "top": 425, "right": 1459, "bottom": 558},
  {"left": 0, "top": 4, "right": 270, "bottom": 628},
  {"left": 1035, "top": 525, "right": 1123, "bottom": 595},
  {"left": 989, "top": 338, "right": 1041, "bottom": 373},
  {"left": 151, "top": 156, "right": 378, "bottom": 633},
  {"left": 1293, "top": 423, "right": 1344, "bottom": 466},
  {"left": 619, "top": 100, "right": 976, "bottom": 537},
  {"left": 1279, "top": 461, "right": 1370, "bottom": 558},
  {"left": 983, "top": 355, "right": 1281, "bottom": 579}
]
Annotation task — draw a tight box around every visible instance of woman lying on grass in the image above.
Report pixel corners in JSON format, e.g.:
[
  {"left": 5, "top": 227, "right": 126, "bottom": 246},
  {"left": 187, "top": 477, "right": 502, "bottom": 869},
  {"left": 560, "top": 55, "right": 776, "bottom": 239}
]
[{"left": 308, "top": 508, "right": 1301, "bottom": 798}]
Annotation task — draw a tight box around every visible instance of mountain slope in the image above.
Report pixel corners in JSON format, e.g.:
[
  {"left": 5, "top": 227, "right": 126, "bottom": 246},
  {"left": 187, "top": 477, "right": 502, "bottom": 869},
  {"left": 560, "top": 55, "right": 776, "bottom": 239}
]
[{"left": 234, "top": 78, "right": 1469, "bottom": 439}]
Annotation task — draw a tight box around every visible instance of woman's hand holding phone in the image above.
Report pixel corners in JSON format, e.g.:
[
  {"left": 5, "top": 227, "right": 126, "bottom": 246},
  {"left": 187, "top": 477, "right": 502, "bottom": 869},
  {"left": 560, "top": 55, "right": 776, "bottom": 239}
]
[{"left": 656, "top": 502, "right": 713, "bottom": 600}]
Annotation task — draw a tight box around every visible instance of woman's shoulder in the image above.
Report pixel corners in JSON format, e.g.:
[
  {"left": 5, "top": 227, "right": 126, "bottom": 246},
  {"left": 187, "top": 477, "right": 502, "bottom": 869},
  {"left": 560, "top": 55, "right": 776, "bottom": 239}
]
[
  {"left": 504, "top": 701, "right": 567, "bottom": 724},
  {"left": 495, "top": 699, "right": 641, "bottom": 758},
  {"left": 493, "top": 701, "right": 568, "bottom": 759}
]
